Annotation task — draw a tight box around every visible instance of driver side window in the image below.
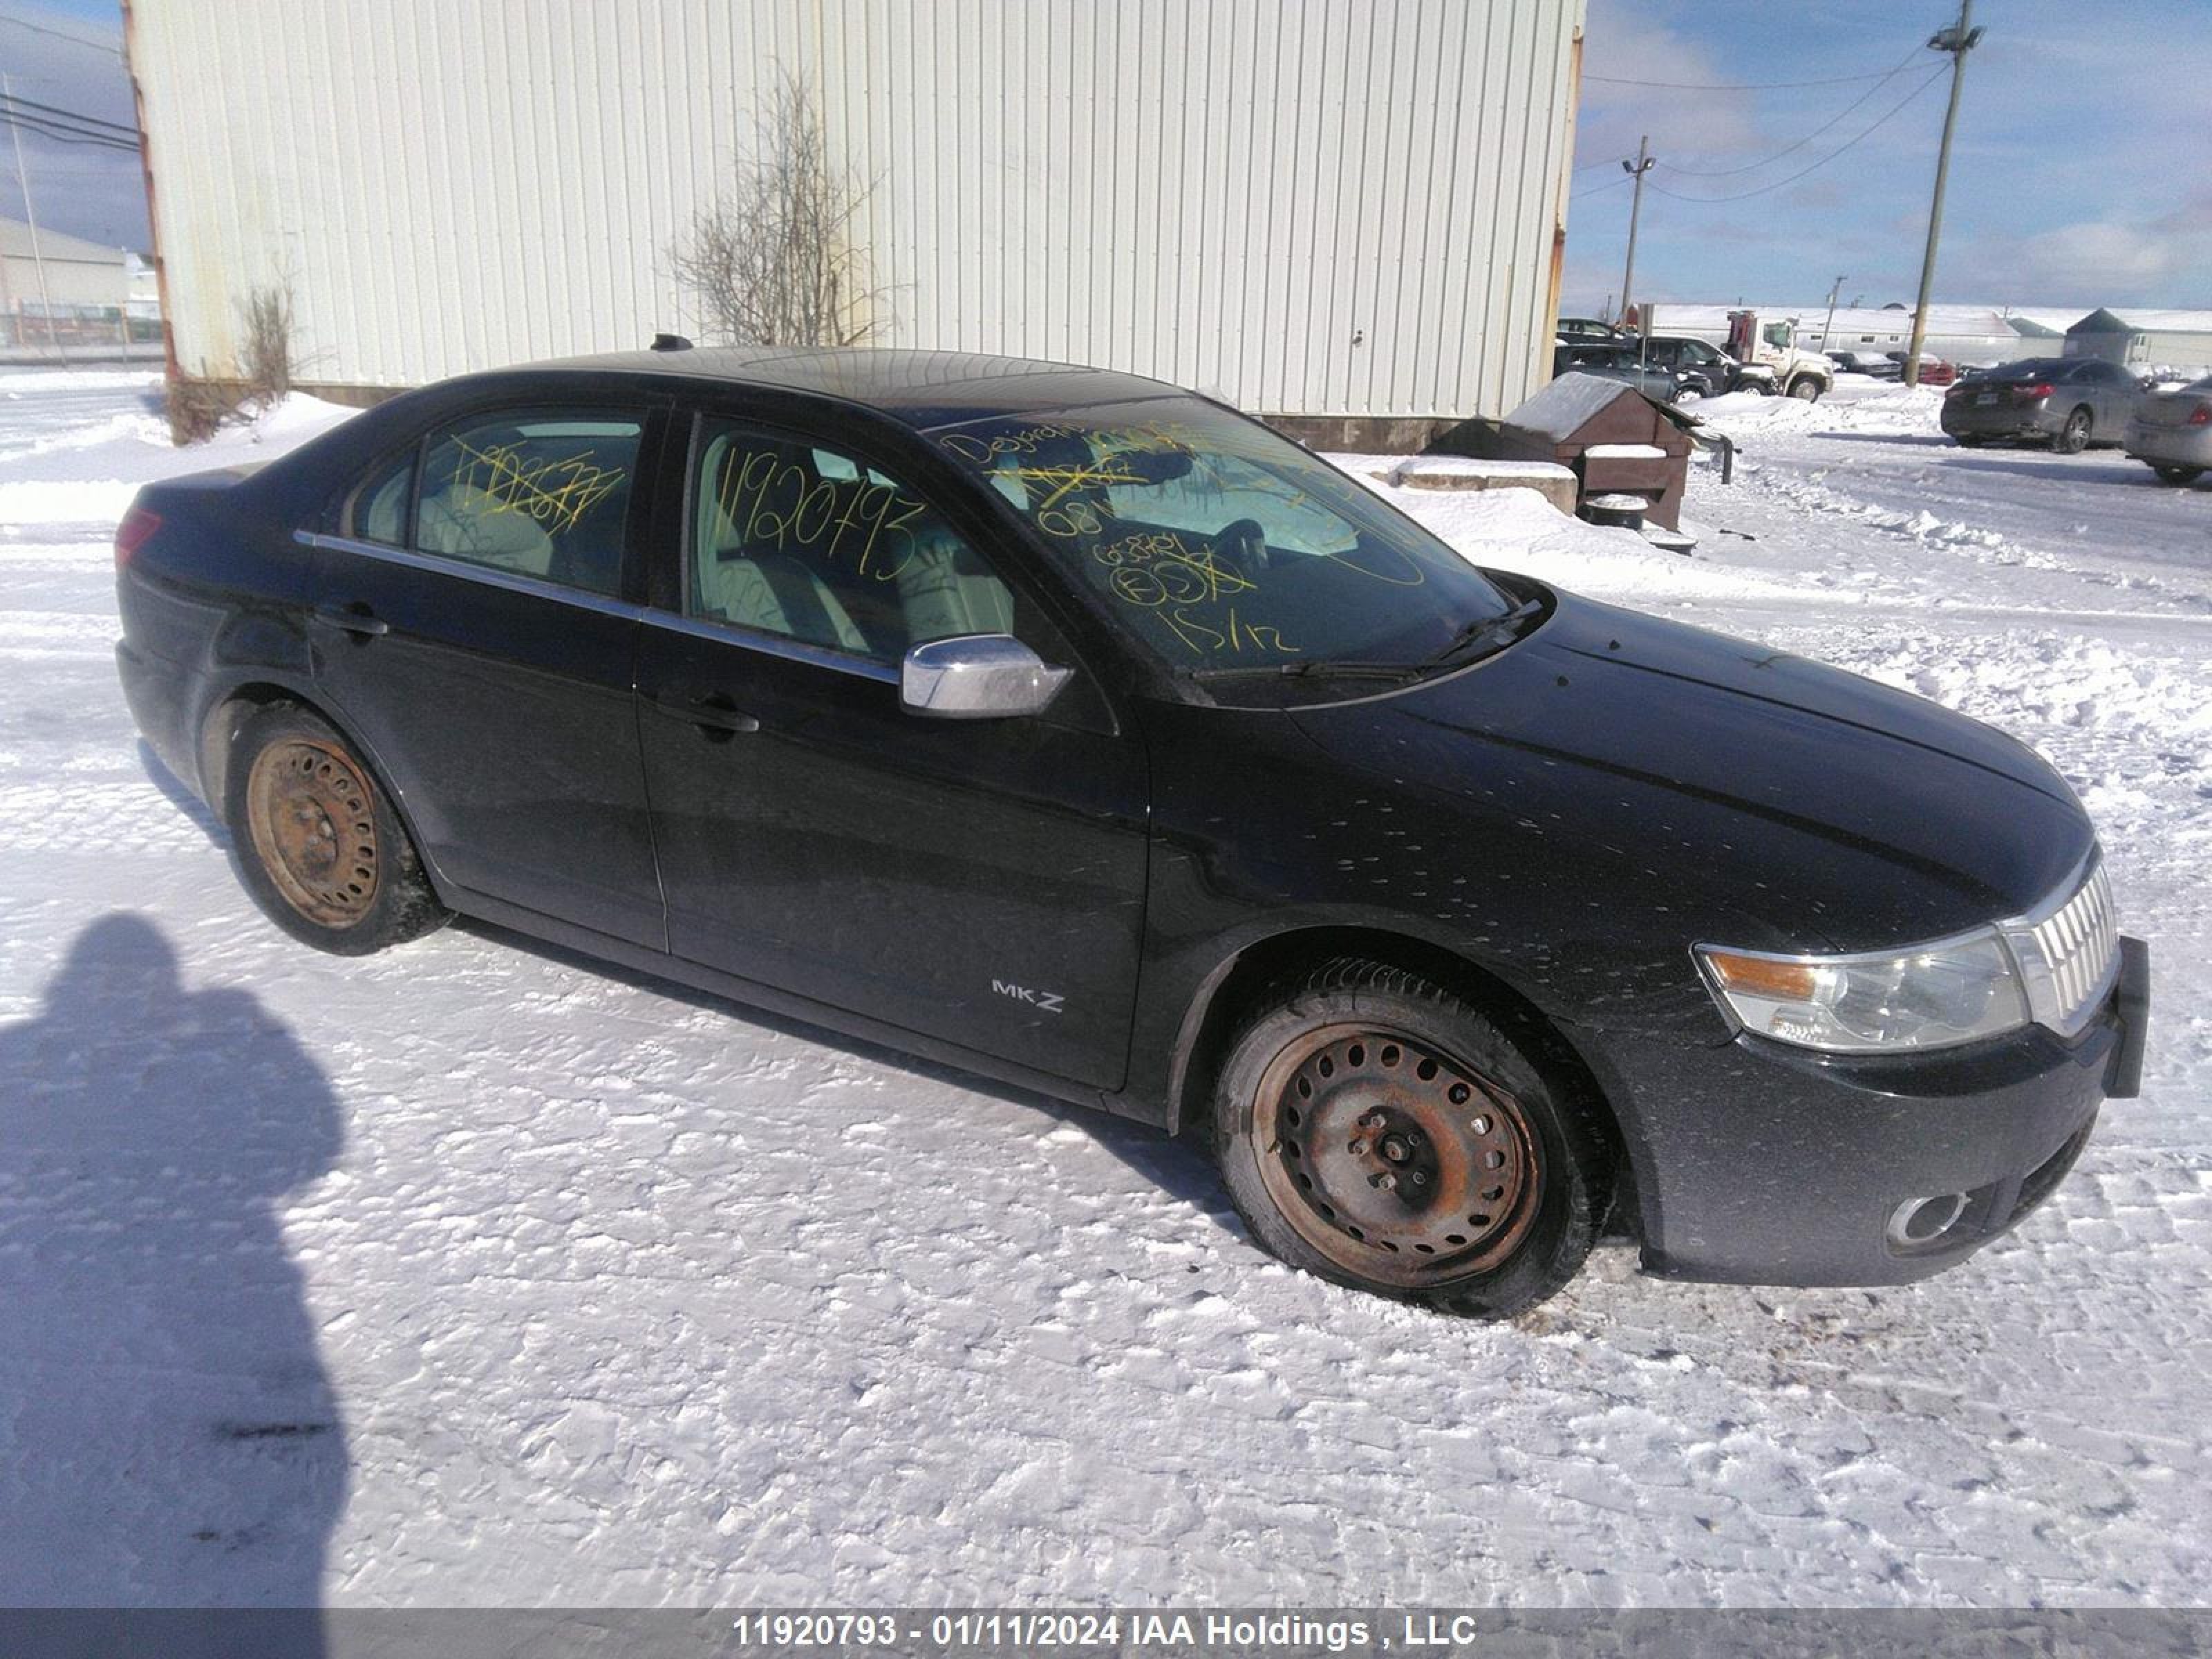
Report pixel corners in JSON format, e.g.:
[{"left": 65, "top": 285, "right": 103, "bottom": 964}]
[{"left": 686, "top": 420, "right": 1020, "bottom": 665}]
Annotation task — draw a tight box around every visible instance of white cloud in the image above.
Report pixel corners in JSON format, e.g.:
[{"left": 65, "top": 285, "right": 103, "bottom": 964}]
[{"left": 1951, "top": 193, "right": 2212, "bottom": 309}]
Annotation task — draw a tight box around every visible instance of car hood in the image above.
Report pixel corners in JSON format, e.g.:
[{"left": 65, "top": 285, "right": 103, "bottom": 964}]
[{"left": 1287, "top": 588, "right": 2092, "bottom": 950}]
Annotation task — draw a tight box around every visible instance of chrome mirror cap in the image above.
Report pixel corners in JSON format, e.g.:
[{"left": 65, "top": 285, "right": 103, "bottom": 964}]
[{"left": 900, "top": 634, "right": 1071, "bottom": 720}]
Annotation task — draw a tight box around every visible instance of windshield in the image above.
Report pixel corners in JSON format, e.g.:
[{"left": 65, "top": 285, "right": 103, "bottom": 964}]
[{"left": 930, "top": 398, "right": 1523, "bottom": 689}]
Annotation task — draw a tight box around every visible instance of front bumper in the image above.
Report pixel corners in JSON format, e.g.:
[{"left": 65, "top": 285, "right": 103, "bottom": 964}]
[
  {"left": 1582, "top": 937, "right": 2150, "bottom": 1287},
  {"left": 2124, "top": 423, "right": 2212, "bottom": 467}
]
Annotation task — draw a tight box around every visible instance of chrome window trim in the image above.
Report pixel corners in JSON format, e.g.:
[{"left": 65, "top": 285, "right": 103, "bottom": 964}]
[
  {"left": 296, "top": 530, "right": 901, "bottom": 686},
  {"left": 639, "top": 610, "right": 901, "bottom": 684},
  {"left": 294, "top": 531, "right": 644, "bottom": 619}
]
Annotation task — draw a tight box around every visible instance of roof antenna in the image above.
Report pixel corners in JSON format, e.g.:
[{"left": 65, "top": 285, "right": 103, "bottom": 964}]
[{"left": 650, "top": 332, "right": 693, "bottom": 352}]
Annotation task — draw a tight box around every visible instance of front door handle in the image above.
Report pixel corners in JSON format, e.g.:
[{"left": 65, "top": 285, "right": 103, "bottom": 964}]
[
  {"left": 650, "top": 691, "right": 760, "bottom": 736},
  {"left": 312, "top": 601, "right": 389, "bottom": 638}
]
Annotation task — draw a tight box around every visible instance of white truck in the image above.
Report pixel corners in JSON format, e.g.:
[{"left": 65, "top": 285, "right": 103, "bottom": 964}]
[{"left": 1723, "top": 309, "right": 1833, "bottom": 401}]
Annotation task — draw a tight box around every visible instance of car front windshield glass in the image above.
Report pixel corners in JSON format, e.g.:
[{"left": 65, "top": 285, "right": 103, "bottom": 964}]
[{"left": 929, "top": 397, "right": 1523, "bottom": 690}]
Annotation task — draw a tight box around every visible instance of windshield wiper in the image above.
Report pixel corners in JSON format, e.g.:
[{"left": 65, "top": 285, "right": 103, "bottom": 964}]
[
  {"left": 1186, "top": 659, "right": 1422, "bottom": 682},
  {"left": 1425, "top": 597, "right": 1547, "bottom": 668},
  {"left": 1184, "top": 598, "right": 1546, "bottom": 684}
]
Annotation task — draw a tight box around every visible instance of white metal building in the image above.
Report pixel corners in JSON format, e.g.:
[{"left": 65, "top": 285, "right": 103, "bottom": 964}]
[
  {"left": 125, "top": 0, "right": 1586, "bottom": 438},
  {"left": 0, "top": 218, "right": 137, "bottom": 344},
  {"left": 2064, "top": 309, "right": 2212, "bottom": 375},
  {"left": 1638, "top": 302, "right": 2091, "bottom": 369}
]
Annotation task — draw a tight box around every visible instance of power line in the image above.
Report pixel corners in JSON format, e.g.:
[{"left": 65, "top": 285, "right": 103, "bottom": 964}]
[
  {"left": 0, "top": 111, "right": 138, "bottom": 153},
  {"left": 1643, "top": 68, "right": 1948, "bottom": 204},
  {"left": 1, "top": 90, "right": 135, "bottom": 138},
  {"left": 1583, "top": 66, "right": 1906, "bottom": 92},
  {"left": 1662, "top": 40, "right": 1927, "bottom": 178},
  {"left": 0, "top": 11, "right": 122, "bottom": 58}
]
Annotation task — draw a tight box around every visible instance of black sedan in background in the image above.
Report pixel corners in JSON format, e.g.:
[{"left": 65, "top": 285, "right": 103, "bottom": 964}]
[
  {"left": 1942, "top": 357, "right": 2145, "bottom": 451},
  {"left": 1551, "top": 341, "right": 1680, "bottom": 402},
  {"left": 1637, "top": 334, "right": 1744, "bottom": 397},
  {"left": 115, "top": 346, "right": 2148, "bottom": 1317}
]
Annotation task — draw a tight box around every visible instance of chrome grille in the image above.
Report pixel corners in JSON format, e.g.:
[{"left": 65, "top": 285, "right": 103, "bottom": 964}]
[{"left": 2005, "top": 859, "right": 2120, "bottom": 1037}]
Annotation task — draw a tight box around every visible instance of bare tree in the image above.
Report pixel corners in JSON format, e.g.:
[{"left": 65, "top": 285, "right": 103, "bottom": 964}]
[
  {"left": 239, "top": 283, "right": 295, "bottom": 402},
  {"left": 672, "top": 73, "right": 885, "bottom": 347}
]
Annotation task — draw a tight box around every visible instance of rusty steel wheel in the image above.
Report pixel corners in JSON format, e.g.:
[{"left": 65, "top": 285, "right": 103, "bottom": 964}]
[
  {"left": 244, "top": 736, "right": 383, "bottom": 928},
  {"left": 1254, "top": 1022, "right": 1541, "bottom": 1288},
  {"left": 1213, "top": 957, "right": 1610, "bottom": 1316}
]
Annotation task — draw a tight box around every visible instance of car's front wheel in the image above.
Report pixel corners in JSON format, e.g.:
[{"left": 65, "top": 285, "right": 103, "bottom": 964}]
[
  {"left": 224, "top": 702, "right": 449, "bottom": 955},
  {"left": 2148, "top": 462, "right": 2204, "bottom": 485},
  {"left": 1212, "top": 958, "right": 1611, "bottom": 1318},
  {"left": 1788, "top": 376, "right": 1822, "bottom": 401}
]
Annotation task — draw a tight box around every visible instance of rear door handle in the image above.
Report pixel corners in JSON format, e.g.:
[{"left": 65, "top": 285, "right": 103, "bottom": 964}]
[
  {"left": 650, "top": 691, "right": 760, "bottom": 735},
  {"left": 312, "top": 602, "right": 389, "bottom": 637}
]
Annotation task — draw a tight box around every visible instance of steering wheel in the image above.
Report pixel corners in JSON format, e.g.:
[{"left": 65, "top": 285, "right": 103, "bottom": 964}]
[{"left": 1215, "top": 517, "right": 1271, "bottom": 577}]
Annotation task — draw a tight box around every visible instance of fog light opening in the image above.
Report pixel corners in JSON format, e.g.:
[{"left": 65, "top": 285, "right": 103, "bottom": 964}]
[{"left": 1887, "top": 1192, "right": 1969, "bottom": 1251}]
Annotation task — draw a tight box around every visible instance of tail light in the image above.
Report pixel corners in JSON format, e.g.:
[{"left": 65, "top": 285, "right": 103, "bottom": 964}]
[
  {"left": 113, "top": 505, "right": 163, "bottom": 569},
  {"left": 2015, "top": 382, "right": 2054, "bottom": 401},
  {"left": 2189, "top": 405, "right": 2211, "bottom": 427}
]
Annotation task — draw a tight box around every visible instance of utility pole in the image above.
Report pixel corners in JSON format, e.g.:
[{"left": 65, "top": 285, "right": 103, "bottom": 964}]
[
  {"left": 1619, "top": 135, "right": 1655, "bottom": 358},
  {"left": 1821, "top": 274, "right": 1847, "bottom": 355},
  {"left": 1, "top": 69, "right": 68, "bottom": 364},
  {"left": 1903, "top": 1, "right": 1983, "bottom": 386}
]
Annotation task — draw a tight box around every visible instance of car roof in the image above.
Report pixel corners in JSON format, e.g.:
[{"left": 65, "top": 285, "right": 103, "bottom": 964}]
[{"left": 504, "top": 345, "right": 1187, "bottom": 431}]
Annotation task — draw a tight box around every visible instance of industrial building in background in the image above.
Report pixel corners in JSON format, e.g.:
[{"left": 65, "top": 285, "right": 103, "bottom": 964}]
[
  {"left": 122, "top": 0, "right": 1586, "bottom": 447},
  {"left": 0, "top": 218, "right": 159, "bottom": 354}
]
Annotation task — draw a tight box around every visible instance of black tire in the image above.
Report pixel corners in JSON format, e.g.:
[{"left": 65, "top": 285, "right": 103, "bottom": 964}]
[
  {"left": 1788, "top": 376, "right": 1822, "bottom": 402},
  {"left": 223, "top": 701, "right": 448, "bottom": 955},
  {"left": 2054, "top": 406, "right": 2092, "bottom": 454},
  {"left": 2149, "top": 462, "right": 2204, "bottom": 485},
  {"left": 1211, "top": 957, "right": 1611, "bottom": 1319},
  {"left": 1953, "top": 434, "right": 1987, "bottom": 448}
]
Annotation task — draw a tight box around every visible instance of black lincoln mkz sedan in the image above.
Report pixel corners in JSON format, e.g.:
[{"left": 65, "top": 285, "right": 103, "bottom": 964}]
[{"left": 115, "top": 346, "right": 2150, "bottom": 1317}]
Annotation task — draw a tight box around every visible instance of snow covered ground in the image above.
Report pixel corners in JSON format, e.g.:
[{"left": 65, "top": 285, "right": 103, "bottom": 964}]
[{"left": 1, "top": 371, "right": 2206, "bottom": 1610}]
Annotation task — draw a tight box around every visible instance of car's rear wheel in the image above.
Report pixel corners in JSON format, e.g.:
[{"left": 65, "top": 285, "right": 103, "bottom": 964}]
[
  {"left": 225, "top": 702, "right": 447, "bottom": 955},
  {"left": 2149, "top": 462, "right": 2204, "bottom": 485},
  {"left": 1212, "top": 958, "right": 1611, "bottom": 1318},
  {"left": 1953, "top": 433, "right": 1987, "bottom": 447},
  {"left": 2054, "top": 406, "right": 2092, "bottom": 453}
]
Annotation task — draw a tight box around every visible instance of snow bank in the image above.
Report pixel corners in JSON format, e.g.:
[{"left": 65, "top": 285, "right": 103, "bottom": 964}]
[
  {"left": 0, "top": 368, "right": 162, "bottom": 394},
  {"left": 0, "top": 392, "right": 358, "bottom": 525}
]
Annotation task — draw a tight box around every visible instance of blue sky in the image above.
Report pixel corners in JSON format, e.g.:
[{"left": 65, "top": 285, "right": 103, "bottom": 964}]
[
  {"left": 0, "top": 0, "right": 139, "bottom": 249},
  {"left": 3, "top": 0, "right": 2207, "bottom": 317},
  {"left": 1566, "top": 0, "right": 2212, "bottom": 314}
]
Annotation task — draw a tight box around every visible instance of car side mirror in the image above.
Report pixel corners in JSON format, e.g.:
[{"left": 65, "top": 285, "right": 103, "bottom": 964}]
[{"left": 900, "top": 634, "right": 1071, "bottom": 720}]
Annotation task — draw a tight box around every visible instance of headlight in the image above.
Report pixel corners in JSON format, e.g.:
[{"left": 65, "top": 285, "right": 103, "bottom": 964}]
[{"left": 1695, "top": 929, "right": 2030, "bottom": 1053}]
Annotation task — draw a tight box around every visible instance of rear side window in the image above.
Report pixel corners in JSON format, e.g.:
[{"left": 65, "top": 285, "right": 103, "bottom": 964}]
[
  {"left": 344, "top": 451, "right": 413, "bottom": 546},
  {"left": 413, "top": 411, "right": 643, "bottom": 597}
]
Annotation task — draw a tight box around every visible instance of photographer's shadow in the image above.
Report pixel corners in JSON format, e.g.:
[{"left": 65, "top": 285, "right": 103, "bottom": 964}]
[{"left": 0, "top": 914, "right": 344, "bottom": 1642}]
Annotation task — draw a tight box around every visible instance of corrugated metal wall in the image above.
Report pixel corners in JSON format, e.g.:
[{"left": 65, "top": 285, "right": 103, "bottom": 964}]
[{"left": 129, "top": 0, "right": 1583, "bottom": 419}]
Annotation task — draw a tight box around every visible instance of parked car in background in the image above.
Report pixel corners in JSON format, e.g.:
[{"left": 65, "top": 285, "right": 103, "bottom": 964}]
[
  {"left": 1824, "top": 350, "right": 1884, "bottom": 375},
  {"left": 111, "top": 344, "right": 2147, "bottom": 1317},
  {"left": 1638, "top": 335, "right": 1743, "bottom": 398},
  {"left": 2124, "top": 373, "right": 2212, "bottom": 483},
  {"left": 1941, "top": 357, "right": 2144, "bottom": 452},
  {"left": 1552, "top": 343, "right": 1680, "bottom": 403},
  {"left": 1555, "top": 316, "right": 1629, "bottom": 346}
]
